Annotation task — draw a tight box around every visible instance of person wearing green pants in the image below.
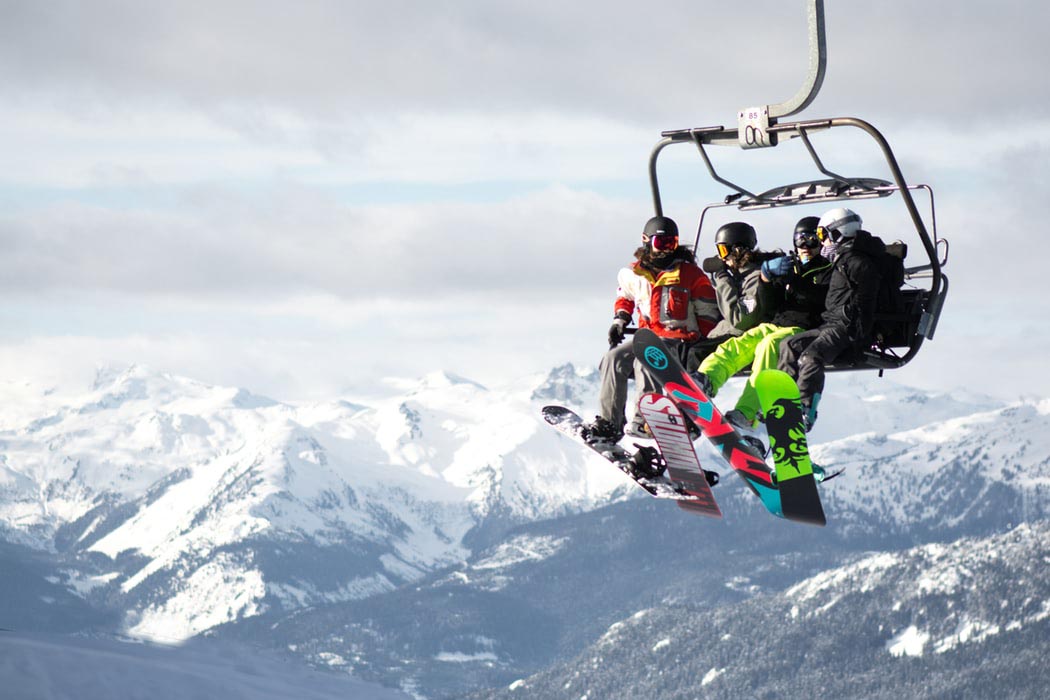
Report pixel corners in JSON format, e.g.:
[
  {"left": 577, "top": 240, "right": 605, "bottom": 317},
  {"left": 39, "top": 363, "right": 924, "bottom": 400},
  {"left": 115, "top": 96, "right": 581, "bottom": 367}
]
[{"left": 691, "top": 217, "right": 833, "bottom": 429}]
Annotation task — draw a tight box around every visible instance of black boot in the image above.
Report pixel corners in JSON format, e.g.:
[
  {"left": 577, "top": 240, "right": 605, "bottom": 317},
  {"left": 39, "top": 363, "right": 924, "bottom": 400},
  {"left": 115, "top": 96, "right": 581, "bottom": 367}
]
[
  {"left": 628, "top": 445, "right": 667, "bottom": 479},
  {"left": 580, "top": 416, "right": 624, "bottom": 444}
]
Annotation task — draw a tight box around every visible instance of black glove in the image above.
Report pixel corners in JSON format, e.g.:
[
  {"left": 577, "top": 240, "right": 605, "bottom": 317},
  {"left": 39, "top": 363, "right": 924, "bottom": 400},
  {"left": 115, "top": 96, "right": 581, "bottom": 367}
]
[
  {"left": 701, "top": 256, "right": 726, "bottom": 274},
  {"left": 607, "top": 312, "right": 631, "bottom": 348}
]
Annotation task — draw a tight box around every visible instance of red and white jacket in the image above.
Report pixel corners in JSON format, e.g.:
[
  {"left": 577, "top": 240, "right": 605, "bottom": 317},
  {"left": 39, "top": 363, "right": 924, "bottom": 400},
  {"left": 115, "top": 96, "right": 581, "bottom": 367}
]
[{"left": 615, "top": 259, "right": 719, "bottom": 341}]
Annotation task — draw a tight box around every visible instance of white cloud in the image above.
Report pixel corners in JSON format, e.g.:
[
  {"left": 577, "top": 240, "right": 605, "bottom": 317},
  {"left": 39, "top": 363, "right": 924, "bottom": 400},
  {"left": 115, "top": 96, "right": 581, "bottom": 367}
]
[
  {"left": 0, "top": 102, "right": 653, "bottom": 190},
  {"left": 0, "top": 185, "right": 642, "bottom": 298},
  {"left": 0, "top": 292, "right": 613, "bottom": 401},
  {"left": 3, "top": 2, "right": 1046, "bottom": 124},
  {"left": 0, "top": 103, "right": 326, "bottom": 189},
  {"left": 0, "top": 0, "right": 1046, "bottom": 402}
]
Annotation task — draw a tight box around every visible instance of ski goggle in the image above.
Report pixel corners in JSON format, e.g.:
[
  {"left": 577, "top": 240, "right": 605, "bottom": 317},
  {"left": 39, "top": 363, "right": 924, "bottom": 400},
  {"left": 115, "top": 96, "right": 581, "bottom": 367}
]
[
  {"left": 794, "top": 232, "right": 820, "bottom": 249},
  {"left": 649, "top": 234, "right": 678, "bottom": 251},
  {"left": 716, "top": 242, "right": 743, "bottom": 259},
  {"left": 816, "top": 226, "right": 833, "bottom": 243}
]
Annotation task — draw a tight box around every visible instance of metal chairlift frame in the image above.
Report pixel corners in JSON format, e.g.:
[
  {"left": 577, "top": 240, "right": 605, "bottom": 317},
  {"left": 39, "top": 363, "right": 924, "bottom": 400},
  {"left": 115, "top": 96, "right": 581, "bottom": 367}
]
[{"left": 646, "top": 0, "right": 948, "bottom": 373}]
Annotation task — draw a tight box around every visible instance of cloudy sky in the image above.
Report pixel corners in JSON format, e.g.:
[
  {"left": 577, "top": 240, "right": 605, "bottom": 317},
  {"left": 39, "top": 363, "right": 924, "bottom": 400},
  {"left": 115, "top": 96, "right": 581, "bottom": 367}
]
[{"left": 1, "top": 0, "right": 1047, "bottom": 402}]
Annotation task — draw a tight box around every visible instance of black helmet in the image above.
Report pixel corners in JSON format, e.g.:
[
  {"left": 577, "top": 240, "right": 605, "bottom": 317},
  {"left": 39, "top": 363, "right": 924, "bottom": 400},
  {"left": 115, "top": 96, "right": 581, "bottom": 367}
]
[
  {"left": 793, "top": 216, "right": 820, "bottom": 248},
  {"left": 643, "top": 216, "right": 678, "bottom": 239},
  {"left": 714, "top": 222, "right": 757, "bottom": 258}
]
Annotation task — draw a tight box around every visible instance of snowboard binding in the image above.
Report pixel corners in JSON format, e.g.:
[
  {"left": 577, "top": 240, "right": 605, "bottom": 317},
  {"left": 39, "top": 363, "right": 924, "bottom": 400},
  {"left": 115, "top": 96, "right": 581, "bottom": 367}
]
[
  {"left": 628, "top": 444, "right": 667, "bottom": 479},
  {"left": 629, "top": 443, "right": 721, "bottom": 488},
  {"left": 741, "top": 434, "right": 768, "bottom": 458}
]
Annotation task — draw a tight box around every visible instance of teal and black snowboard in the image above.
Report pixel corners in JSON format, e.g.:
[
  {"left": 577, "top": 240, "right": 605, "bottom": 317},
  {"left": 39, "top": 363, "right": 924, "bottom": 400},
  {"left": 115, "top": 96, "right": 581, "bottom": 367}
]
[{"left": 753, "top": 369, "right": 825, "bottom": 525}]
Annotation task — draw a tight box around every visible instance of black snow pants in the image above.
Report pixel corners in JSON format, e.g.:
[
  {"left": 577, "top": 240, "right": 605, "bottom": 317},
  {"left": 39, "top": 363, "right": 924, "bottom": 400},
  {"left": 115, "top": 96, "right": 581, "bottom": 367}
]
[{"left": 777, "top": 323, "right": 852, "bottom": 403}]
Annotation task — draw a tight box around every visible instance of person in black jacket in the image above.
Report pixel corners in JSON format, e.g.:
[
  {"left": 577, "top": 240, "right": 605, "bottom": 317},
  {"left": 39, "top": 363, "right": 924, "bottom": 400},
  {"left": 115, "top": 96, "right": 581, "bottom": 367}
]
[
  {"left": 690, "top": 217, "right": 833, "bottom": 429},
  {"left": 777, "top": 207, "right": 884, "bottom": 431}
]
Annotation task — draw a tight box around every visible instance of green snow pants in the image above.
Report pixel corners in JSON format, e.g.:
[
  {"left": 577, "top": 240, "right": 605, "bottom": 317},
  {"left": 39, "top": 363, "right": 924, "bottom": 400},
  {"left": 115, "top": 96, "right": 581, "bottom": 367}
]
[{"left": 697, "top": 323, "right": 804, "bottom": 422}]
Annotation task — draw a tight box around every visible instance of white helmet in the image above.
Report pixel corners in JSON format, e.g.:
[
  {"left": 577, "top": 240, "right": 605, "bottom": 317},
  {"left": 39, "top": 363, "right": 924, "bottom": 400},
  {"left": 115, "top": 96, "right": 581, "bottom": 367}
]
[{"left": 817, "top": 208, "right": 862, "bottom": 243}]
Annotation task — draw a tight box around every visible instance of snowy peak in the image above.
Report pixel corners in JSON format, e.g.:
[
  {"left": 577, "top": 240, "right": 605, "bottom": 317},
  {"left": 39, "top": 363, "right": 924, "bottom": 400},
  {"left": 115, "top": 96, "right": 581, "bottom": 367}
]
[
  {"left": 85, "top": 364, "right": 249, "bottom": 413},
  {"left": 415, "top": 370, "right": 487, "bottom": 391},
  {"left": 813, "top": 397, "right": 1050, "bottom": 530},
  {"left": 382, "top": 370, "right": 487, "bottom": 396},
  {"left": 529, "top": 363, "right": 599, "bottom": 408}
]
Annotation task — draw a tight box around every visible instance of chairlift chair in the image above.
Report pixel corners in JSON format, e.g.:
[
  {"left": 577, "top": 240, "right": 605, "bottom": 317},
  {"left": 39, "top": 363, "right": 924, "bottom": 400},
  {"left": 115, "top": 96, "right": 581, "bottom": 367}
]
[{"left": 646, "top": 0, "right": 948, "bottom": 374}]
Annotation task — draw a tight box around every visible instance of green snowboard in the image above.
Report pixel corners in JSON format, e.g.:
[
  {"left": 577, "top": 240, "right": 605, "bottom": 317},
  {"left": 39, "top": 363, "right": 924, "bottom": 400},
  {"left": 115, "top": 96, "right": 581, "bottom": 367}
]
[{"left": 753, "top": 369, "right": 826, "bottom": 526}]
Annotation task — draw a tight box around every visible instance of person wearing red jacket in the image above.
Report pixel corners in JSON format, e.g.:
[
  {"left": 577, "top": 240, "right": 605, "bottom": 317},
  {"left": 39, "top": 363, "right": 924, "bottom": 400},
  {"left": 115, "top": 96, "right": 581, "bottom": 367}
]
[{"left": 583, "top": 216, "right": 719, "bottom": 442}]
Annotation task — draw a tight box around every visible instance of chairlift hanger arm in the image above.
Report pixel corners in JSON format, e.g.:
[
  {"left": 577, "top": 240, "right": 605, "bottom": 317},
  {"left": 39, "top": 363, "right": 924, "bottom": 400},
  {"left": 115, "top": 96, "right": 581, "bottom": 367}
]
[
  {"left": 768, "top": 0, "right": 827, "bottom": 120},
  {"left": 660, "top": 0, "right": 825, "bottom": 145}
]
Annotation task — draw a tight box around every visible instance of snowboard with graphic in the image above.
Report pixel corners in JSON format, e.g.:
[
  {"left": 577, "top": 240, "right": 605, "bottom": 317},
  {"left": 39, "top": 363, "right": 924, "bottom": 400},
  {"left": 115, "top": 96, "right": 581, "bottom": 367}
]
[
  {"left": 636, "top": 393, "right": 721, "bottom": 518},
  {"left": 753, "top": 369, "right": 826, "bottom": 525},
  {"left": 541, "top": 405, "right": 721, "bottom": 517},
  {"left": 632, "top": 328, "right": 826, "bottom": 526}
]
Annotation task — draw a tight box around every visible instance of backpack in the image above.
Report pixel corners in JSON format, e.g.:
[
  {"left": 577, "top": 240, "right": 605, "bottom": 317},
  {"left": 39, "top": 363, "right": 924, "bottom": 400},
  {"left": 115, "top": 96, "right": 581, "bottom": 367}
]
[{"left": 870, "top": 240, "right": 908, "bottom": 347}]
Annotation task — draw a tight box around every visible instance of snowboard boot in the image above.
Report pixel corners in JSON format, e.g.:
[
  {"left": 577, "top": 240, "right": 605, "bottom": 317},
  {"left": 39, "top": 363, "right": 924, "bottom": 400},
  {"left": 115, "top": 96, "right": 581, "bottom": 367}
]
[
  {"left": 800, "top": 393, "right": 821, "bottom": 432},
  {"left": 741, "top": 434, "right": 768, "bottom": 457},
  {"left": 625, "top": 415, "right": 652, "bottom": 439},
  {"left": 580, "top": 416, "right": 624, "bottom": 444},
  {"left": 725, "top": 409, "right": 757, "bottom": 432},
  {"left": 726, "top": 409, "right": 764, "bottom": 453},
  {"left": 689, "top": 370, "right": 715, "bottom": 397}
]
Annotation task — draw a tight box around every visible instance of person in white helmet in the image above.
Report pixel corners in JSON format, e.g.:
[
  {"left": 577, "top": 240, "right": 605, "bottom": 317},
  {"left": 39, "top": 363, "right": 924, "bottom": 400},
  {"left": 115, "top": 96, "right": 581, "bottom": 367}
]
[{"left": 777, "top": 207, "right": 887, "bottom": 431}]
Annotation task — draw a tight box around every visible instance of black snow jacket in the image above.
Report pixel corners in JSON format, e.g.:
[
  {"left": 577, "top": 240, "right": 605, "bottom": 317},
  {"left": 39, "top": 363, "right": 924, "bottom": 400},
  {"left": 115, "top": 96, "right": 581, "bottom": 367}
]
[
  {"left": 758, "top": 253, "right": 833, "bottom": 330},
  {"left": 821, "top": 230, "right": 885, "bottom": 342}
]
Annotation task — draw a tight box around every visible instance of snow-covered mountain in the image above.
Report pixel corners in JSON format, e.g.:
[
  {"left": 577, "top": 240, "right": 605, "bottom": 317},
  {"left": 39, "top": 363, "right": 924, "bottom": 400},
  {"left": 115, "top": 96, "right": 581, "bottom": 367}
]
[
  {"left": 477, "top": 522, "right": 1050, "bottom": 700},
  {"left": 0, "top": 364, "right": 625, "bottom": 642},
  {"left": 1, "top": 362, "right": 1049, "bottom": 698}
]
